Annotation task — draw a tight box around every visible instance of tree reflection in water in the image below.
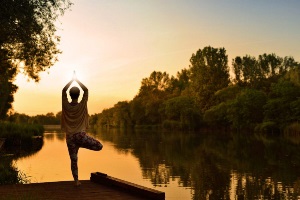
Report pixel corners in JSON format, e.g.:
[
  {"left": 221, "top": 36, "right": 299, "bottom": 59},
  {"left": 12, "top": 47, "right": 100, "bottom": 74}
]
[{"left": 94, "top": 128, "right": 300, "bottom": 200}]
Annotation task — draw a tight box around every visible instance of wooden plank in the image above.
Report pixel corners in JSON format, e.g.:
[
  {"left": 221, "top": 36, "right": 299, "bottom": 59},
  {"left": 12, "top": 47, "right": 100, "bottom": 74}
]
[
  {"left": 0, "top": 180, "right": 146, "bottom": 200},
  {"left": 90, "top": 172, "right": 165, "bottom": 200}
]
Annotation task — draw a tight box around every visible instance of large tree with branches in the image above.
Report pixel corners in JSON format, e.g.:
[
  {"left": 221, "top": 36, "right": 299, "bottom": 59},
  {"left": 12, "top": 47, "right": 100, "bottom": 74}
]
[{"left": 0, "top": 0, "right": 72, "bottom": 119}]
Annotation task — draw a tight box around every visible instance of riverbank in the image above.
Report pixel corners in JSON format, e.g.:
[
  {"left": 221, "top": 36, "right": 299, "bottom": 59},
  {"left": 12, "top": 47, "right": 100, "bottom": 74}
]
[
  {"left": 0, "top": 122, "right": 44, "bottom": 185},
  {"left": 0, "top": 122, "right": 44, "bottom": 146}
]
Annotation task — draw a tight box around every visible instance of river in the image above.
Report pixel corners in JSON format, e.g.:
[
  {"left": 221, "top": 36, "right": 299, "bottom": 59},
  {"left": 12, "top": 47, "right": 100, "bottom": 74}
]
[{"left": 13, "top": 128, "right": 300, "bottom": 199}]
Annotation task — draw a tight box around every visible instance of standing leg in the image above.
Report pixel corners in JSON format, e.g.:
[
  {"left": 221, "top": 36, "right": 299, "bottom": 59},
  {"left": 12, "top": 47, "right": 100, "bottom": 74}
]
[
  {"left": 66, "top": 135, "right": 80, "bottom": 185},
  {"left": 74, "top": 132, "right": 103, "bottom": 151}
]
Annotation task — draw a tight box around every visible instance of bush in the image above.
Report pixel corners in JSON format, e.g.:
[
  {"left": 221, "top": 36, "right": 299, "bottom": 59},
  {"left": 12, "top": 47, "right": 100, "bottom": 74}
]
[
  {"left": 0, "top": 157, "right": 30, "bottom": 184},
  {"left": 0, "top": 122, "right": 44, "bottom": 144},
  {"left": 254, "top": 121, "right": 280, "bottom": 135}
]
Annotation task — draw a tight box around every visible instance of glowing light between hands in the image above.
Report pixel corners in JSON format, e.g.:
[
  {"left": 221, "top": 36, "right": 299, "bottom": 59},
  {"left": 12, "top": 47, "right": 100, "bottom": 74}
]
[
  {"left": 64, "top": 69, "right": 87, "bottom": 82},
  {"left": 73, "top": 70, "right": 76, "bottom": 80},
  {"left": 67, "top": 69, "right": 88, "bottom": 90}
]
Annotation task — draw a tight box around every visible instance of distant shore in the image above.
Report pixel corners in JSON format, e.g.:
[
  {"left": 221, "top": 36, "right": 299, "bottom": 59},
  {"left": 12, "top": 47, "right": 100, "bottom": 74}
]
[{"left": 43, "top": 125, "right": 61, "bottom": 130}]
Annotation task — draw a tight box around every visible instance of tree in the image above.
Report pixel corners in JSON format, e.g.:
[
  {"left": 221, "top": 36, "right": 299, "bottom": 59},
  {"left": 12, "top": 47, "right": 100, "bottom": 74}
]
[
  {"left": 113, "top": 101, "right": 132, "bottom": 128},
  {"left": 232, "top": 54, "right": 299, "bottom": 89},
  {"left": 189, "top": 46, "right": 230, "bottom": 111},
  {"left": 98, "top": 108, "right": 114, "bottom": 128},
  {"left": 138, "top": 71, "right": 171, "bottom": 97},
  {"left": 6, "top": 112, "right": 30, "bottom": 124},
  {"left": 204, "top": 85, "right": 243, "bottom": 127},
  {"left": 284, "top": 66, "right": 300, "bottom": 87},
  {"left": 0, "top": 0, "right": 72, "bottom": 118},
  {"left": 232, "top": 55, "right": 262, "bottom": 88},
  {"left": 228, "top": 89, "right": 267, "bottom": 130},
  {"left": 130, "top": 97, "right": 146, "bottom": 126},
  {"left": 0, "top": 50, "right": 18, "bottom": 119},
  {"left": 169, "top": 68, "right": 191, "bottom": 96},
  {"left": 264, "top": 80, "right": 300, "bottom": 126},
  {"left": 203, "top": 102, "right": 230, "bottom": 127},
  {"left": 29, "top": 112, "right": 60, "bottom": 124},
  {"left": 258, "top": 53, "right": 282, "bottom": 78},
  {"left": 163, "top": 96, "right": 199, "bottom": 129},
  {"left": 135, "top": 71, "right": 172, "bottom": 125},
  {"left": 89, "top": 113, "right": 99, "bottom": 129},
  {"left": 55, "top": 111, "right": 62, "bottom": 123},
  {"left": 232, "top": 56, "right": 243, "bottom": 84}
]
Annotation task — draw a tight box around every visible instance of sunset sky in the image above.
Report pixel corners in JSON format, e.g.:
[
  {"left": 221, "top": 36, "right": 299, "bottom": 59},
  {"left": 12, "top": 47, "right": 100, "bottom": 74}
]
[{"left": 13, "top": 0, "right": 300, "bottom": 115}]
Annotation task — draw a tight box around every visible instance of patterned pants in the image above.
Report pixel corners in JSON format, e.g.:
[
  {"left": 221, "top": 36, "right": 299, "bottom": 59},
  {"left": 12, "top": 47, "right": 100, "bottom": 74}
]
[{"left": 66, "top": 132, "right": 103, "bottom": 181}]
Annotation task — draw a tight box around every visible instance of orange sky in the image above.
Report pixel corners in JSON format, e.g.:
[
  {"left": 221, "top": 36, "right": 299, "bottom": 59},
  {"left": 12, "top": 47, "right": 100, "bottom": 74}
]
[{"left": 13, "top": 0, "right": 300, "bottom": 115}]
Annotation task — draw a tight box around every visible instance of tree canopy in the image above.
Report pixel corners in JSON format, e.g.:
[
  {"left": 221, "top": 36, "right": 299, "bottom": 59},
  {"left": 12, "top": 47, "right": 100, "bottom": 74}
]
[
  {"left": 189, "top": 46, "right": 230, "bottom": 111},
  {"left": 1, "top": 0, "right": 72, "bottom": 80},
  {"left": 0, "top": 0, "right": 72, "bottom": 119},
  {"left": 90, "top": 46, "right": 300, "bottom": 133}
]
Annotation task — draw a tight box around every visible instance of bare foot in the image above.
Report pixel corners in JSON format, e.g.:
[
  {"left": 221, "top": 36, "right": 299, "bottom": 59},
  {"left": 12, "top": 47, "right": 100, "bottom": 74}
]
[{"left": 75, "top": 180, "right": 81, "bottom": 186}]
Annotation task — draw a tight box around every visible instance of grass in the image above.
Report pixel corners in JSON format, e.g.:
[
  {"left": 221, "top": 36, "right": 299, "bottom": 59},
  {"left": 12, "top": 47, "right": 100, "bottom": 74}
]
[
  {"left": 0, "top": 122, "right": 43, "bottom": 190},
  {"left": 0, "top": 121, "right": 44, "bottom": 143},
  {"left": 0, "top": 156, "right": 30, "bottom": 185}
]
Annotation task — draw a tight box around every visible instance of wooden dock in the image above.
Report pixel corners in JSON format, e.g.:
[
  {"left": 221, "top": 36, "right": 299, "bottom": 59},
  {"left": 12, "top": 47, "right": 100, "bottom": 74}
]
[
  {"left": 0, "top": 172, "right": 165, "bottom": 200},
  {"left": 91, "top": 172, "right": 164, "bottom": 200}
]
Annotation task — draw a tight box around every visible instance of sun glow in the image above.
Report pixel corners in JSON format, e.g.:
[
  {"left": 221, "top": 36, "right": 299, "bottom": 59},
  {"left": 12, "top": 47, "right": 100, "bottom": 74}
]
[{"left": 11, "top": 0, "right": 300, "bottom": 115}]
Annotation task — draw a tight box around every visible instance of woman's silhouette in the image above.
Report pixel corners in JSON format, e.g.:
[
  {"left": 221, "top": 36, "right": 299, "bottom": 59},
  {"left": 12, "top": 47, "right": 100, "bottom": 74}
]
[{"left": 61, "top": 73, "right": 103, "bottom": 186}]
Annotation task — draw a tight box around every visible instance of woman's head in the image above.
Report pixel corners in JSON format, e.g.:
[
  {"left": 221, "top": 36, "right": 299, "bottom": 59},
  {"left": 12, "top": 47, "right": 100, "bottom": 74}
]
[{"left": 69, "top": 86, "right": 80, "bottom": 100}]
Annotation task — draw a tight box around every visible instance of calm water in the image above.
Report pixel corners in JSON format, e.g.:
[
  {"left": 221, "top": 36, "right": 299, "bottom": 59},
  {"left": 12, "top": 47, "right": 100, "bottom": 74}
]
[{"left": 13, "top": 129, "right": 300, "bottom": 200}]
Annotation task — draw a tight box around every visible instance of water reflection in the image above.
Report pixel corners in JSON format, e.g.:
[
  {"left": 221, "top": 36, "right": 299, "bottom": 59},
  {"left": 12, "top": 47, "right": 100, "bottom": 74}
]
[
  {"left": 44, "top": 132, "right": 55, "bottom": 141},
  {"left": 44, "top": 131, "right": 66, "bottom": 142},
  {"left": 94, "top": 129, "right": 300, "bottom": 199},
  {"left": 4, "top": 137, "right": 44, "bottom": 159},
  {"left": 11, "top": 129, "right": 300, "bottom": 199}
]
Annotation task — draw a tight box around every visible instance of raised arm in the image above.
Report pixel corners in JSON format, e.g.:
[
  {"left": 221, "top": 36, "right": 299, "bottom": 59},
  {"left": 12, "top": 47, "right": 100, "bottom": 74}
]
[
  {"left": 74, "top": 78, "right": 88, "bottom": 92},
  {"left": 62, "top": 79, "right": 73, "bottom": 93}
]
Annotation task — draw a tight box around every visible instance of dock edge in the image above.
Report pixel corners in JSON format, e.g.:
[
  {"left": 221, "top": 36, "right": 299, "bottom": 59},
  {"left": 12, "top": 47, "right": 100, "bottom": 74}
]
[{"left": 90, "top": 172, "right": 165, "bottom": 200}]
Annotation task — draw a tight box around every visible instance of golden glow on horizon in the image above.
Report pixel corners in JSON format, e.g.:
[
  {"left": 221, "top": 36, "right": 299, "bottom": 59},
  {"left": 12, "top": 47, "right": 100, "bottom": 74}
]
[{"left": 12, "top": 0, "right": 300, "bottom": 115}]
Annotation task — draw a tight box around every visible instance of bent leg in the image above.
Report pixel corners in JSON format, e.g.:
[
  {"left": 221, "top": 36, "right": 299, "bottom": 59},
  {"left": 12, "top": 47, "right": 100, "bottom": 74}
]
[{"left": 75, "top": 132, "right": 103, "bottom": 151}]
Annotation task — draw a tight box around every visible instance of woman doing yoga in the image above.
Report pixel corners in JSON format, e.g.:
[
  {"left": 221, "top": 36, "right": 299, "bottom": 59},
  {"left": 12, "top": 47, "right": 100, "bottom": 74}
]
[{"left": 61, "top": 74, "right": 103, "bottom": 186}]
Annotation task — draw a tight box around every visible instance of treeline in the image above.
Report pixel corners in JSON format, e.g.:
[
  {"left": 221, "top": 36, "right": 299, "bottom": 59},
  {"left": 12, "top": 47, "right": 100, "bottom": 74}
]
[
  {"left": 91, "top": 46, "right": 300, "bottom": 133},
  {"left": 6, "top": 112, "right": 61, "bottom": 125}
]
